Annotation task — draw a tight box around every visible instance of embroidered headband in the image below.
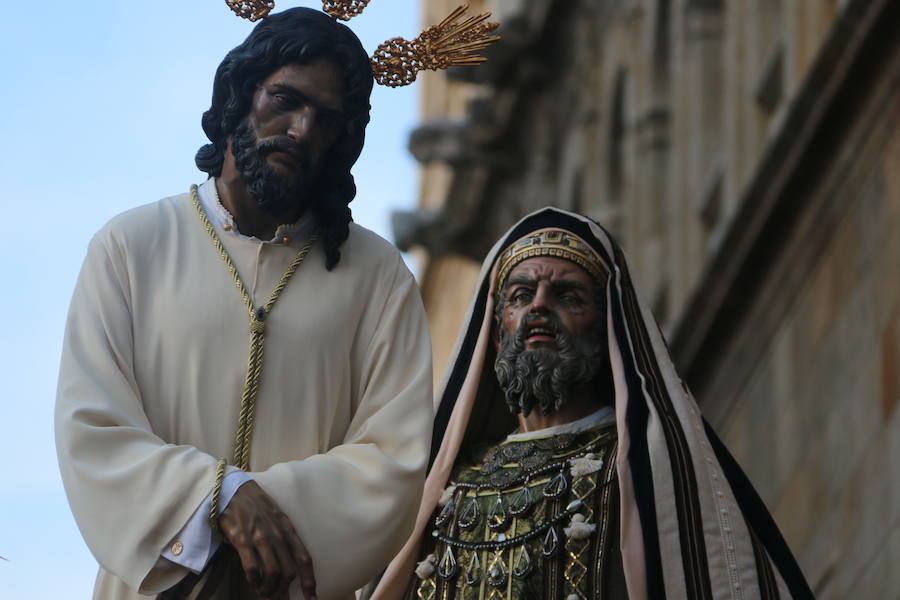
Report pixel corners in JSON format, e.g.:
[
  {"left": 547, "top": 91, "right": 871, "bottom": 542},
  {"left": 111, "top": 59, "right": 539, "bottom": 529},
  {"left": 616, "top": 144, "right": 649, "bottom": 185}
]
[
  {"left": 224, "top": 1, "right": 500, "bottom": 87},
  {"left": 494, "top": 228, "right": 610, "bottom": 293}
]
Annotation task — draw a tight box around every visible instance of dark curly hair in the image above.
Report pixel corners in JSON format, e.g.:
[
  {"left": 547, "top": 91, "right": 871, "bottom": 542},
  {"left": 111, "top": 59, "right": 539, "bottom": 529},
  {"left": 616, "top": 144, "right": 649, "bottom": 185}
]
[{"left": 195, "top": 8, "right": 374, "bottom": 270}]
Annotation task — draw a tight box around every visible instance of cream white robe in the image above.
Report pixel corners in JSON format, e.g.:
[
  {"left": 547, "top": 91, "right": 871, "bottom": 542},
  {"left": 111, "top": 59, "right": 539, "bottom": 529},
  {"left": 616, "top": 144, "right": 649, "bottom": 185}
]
[{"left": 55, "top": 189, "right": 433, "bottom": 599}]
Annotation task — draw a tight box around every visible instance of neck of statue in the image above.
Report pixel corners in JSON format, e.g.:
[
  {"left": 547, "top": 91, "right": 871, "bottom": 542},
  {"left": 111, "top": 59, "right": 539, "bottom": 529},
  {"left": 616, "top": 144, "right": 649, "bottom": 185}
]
[{"left": 515, "top": 385, "right": 603, "bottom": 433}]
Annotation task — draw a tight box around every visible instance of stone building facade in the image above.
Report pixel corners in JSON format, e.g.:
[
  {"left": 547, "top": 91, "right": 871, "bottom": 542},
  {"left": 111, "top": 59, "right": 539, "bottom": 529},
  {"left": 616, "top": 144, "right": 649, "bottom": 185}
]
[{"left": 395, "top": 0, "right": 899, "bottom": 596}]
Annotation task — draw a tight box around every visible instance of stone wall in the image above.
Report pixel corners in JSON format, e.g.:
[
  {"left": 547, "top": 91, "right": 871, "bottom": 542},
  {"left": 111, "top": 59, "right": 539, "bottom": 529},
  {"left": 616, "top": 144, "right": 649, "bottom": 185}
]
[{"left": 713, "top": 121, "right": 899, "bottom": 598}]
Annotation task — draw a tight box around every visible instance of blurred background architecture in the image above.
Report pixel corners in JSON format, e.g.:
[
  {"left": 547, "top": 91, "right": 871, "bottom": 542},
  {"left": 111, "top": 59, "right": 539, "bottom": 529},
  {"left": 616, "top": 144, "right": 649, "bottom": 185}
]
[{"left": 395, "top": 0, "right": 899, "bottom": 597}]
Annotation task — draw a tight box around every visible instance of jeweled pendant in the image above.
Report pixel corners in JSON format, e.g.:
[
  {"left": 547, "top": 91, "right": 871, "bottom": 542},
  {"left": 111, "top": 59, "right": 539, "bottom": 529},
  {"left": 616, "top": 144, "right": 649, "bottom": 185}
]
[
  {"left": 487, "top": 493, "right": 510, "bottom": 531},
  {"left": 543, "top": 470, "right": 569, "bottom": 498},
  {"left": 434, "top": 498, "right": 455, "bottom": 528},
  {"left": 512, "top": 545, "right": 533, "bottom": 578},
  {"left": 486, "top": 551, "right": 508, "bottom": 588},
  {"left": 458, "top": 496, "right": 481, "bottom": 530},
  {"left": 509, "top": 485, "right": 534, "bottom": 517},
  {"left": 465, "top": 551, "right": 481, "bottom": 586},
  {"left": 437, "top": 546, "right": 458, "bottom": 580},
  {"left": 542, "top": 526, "right": 560, "bottom": 557}
]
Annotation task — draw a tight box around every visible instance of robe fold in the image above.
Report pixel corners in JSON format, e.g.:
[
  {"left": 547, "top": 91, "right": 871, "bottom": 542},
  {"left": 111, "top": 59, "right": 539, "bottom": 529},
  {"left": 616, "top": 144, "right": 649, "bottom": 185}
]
[{"left": 55, "top": 190, "right": 433, "bottom": 599}]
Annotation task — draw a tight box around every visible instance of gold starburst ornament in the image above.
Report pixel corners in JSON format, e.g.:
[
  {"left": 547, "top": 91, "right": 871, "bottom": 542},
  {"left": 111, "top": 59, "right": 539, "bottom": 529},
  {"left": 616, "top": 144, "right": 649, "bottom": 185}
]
[
  {"left": 371, "top": 5, "right": 500, "bottom": 87},
  {"left": 225, "top": 0, "right": 275, "bottom": 22},
  {"left": 225, "top": 1, "right": 501, "bottom": 88}
]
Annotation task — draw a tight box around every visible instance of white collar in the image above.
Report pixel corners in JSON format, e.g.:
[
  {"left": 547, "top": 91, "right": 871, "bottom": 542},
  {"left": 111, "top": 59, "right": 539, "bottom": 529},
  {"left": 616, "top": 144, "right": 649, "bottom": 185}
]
[
  {"left": 196, "top": 178, "right": 317, "bottom": 245},
  {"left": 506, "top": 406, "right": 615, "bottom": 442}
]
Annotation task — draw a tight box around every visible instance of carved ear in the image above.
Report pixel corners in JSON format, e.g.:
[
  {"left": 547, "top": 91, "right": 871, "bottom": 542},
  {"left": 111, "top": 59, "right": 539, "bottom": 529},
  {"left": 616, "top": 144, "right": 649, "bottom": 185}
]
[{"left": 370, "top": 5, "right": 500, "bottom": 87}]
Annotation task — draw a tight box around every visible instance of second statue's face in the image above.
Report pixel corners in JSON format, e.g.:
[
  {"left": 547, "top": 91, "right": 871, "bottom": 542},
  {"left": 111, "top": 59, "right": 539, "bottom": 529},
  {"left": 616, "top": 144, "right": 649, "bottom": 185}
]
[
  {"left": 497, "top": 256, "right": 599, "bottom": 351},
  {"left": 494, "top": 255, "right": 606, "bottom": 416}
]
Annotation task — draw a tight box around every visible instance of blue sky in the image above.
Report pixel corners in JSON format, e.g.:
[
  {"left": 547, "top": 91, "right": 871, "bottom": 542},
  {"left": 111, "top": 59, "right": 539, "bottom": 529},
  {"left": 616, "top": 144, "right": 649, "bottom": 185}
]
[{"left": 0, "top": 1, "right": 418, "bottom": 595}]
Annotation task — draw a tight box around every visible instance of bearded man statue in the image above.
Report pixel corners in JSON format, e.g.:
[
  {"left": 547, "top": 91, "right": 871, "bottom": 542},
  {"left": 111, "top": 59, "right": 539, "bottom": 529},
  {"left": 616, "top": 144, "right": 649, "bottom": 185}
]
[{"left": 370, "top": 208, "right": 812, "bottom": 600}]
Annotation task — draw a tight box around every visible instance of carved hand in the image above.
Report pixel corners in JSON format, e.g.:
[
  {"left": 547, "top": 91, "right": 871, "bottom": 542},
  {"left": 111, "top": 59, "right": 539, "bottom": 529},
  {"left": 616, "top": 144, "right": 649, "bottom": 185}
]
[{"left": 219, "top": 481, "right": 317, "bottom": 600}]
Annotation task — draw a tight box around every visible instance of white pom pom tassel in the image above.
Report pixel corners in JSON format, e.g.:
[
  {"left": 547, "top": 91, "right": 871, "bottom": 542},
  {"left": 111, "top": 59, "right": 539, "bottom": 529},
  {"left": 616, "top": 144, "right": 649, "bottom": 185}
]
[
  {"left": 415, "top": 553, "right": 437, "bottom": 579},
  {"left": 438, "top": 484, "right": 457, "bottom": 507},
  {"left": 570, "top": 453, "right": 604, "bottom": 477},
  {"left": 564, "top": 513, "right": 597, "bottom": 540}
]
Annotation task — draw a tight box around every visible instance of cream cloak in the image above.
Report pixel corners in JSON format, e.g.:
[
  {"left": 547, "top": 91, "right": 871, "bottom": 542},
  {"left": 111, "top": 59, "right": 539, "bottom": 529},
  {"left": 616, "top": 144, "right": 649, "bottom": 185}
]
[{"left": 55, "top": 190, "right": 433, "bottom": 599}]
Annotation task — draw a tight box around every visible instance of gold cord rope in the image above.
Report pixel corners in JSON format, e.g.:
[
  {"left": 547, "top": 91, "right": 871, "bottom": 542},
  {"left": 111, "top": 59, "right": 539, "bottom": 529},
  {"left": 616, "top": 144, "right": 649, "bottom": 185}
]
[
  {"left": 190, "top": 185, "right": 319, "bottom": 530},
  {"left": 209, "top": 458, "right": 227, "bottom": 533}
]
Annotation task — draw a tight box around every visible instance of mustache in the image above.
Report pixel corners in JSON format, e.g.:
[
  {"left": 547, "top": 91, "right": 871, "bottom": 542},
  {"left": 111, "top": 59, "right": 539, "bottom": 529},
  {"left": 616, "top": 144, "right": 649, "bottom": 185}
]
[
  {"left": 256, "top": 136, "right": 312, "bottom": 170},
  {"left": 512, "top": 312, "right": 563, "bottom": 343}
]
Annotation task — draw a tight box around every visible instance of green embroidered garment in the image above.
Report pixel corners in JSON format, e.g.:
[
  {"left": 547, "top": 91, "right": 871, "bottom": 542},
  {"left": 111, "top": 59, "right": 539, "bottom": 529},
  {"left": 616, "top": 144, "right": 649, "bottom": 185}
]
[{"left": 408, "top": 419, "right": 627, "bottom": 600}]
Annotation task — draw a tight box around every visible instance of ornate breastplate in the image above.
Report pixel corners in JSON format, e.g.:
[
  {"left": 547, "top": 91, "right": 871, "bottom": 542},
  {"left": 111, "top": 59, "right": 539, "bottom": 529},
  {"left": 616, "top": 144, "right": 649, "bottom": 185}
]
[{"left": 413, "top": 422, "right": 619, "bottom": 600}]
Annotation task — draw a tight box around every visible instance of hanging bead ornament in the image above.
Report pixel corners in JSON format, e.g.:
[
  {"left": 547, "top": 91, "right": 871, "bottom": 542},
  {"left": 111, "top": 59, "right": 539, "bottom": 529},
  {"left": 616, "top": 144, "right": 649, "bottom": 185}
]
[
  {"left": 465, "top": 551, "right": 481, "bottom": 586},
  {"left": 508, "top": 484, "right": 534, "bottom": 517},
  {"left": 486, "top": 492, "right": 510, "bottom": 531},
  {"left": 225, "top": 0, "right": 274, "bottom": 21},
  {"left": 511, "top": 545, "right": 533, "bottom": 578},
  {"left": 458, "top": 495, "right": 481, "bottom": 530},
  {"left": 437, "top": 546, "right": 459, "bottom": 580},
  {"left": 542, "top": 526, "right": 561, "bottom": 557},
  {"left": 543, "top": 470, "right": 569, "bottom": 498},
  {"left": 485, "top": 550, "right": 509, "bottom": 588},
  {"left": 435, "top": 496, "right": 456, "bottom": 528}
]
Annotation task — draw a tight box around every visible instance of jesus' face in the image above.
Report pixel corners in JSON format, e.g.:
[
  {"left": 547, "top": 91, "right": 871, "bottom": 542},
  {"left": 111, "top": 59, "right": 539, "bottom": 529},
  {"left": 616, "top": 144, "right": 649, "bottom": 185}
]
[{"left": 230, "top": 59, "right": 348, "bottom": 219}]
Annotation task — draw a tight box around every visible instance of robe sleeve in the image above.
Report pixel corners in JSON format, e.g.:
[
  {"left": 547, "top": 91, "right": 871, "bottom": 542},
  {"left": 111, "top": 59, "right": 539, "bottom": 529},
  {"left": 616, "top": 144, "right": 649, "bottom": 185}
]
[
  {"left": 55, "top": 233, "right": 223, "bottom": 593},
  {"left": 252, "top": 265, "right": 434, "bottom": 600}
]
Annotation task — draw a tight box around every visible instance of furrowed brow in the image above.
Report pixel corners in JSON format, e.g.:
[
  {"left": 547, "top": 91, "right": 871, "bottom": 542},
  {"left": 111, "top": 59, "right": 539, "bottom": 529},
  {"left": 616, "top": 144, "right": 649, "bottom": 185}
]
[
  {"left": 549, "top": 280, "right": 589, "bottom": 293},
  {"left": 505, "top": 276, "right": 537, "bottom": 289}
]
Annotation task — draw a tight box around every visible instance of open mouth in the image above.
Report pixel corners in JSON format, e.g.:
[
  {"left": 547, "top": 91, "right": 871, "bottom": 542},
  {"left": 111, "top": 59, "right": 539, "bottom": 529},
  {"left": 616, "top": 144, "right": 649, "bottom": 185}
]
[{"left": 525, "top": 325, "right": 556, "bottom": 343}]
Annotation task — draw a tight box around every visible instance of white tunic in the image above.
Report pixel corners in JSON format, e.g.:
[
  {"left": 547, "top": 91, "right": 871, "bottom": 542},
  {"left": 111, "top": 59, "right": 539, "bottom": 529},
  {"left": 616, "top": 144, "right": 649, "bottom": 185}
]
[{"left": 55, "top": 184, "right": 433, "bottom": 599}]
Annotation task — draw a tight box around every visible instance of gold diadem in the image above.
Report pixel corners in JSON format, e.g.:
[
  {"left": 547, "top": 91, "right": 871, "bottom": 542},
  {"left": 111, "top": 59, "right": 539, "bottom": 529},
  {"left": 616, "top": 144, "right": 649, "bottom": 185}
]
[{"left": 495, "top": 229, "right": 609, "bottom": 293}]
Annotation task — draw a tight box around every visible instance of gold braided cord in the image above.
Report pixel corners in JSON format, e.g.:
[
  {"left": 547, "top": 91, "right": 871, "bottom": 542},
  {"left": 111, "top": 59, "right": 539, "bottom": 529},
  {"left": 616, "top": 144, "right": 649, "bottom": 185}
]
[
  {"left": 225, "top": 0, "right": 274, "bottom": 21},
  {"left": 209, "top": 458, "right": 227, "bottom": 532},
  {"left": 190, "top": 185, "right": 318, "bottom": 526},
  {"left": 371, "top": 5, "right": 500, "bottom": 88}
]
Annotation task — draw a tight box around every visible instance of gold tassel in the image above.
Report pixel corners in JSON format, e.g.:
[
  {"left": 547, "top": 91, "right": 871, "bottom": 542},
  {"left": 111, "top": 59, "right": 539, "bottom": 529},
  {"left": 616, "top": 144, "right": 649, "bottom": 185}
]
[
  {"left": 225, "top": 0, "right": 274, "bottom": 22},
  {"left": 323, "top": 0, "right": 372, "bottom": 21},
  {"left": 371, "top": 4, "right": 500, "bottom": 88}
]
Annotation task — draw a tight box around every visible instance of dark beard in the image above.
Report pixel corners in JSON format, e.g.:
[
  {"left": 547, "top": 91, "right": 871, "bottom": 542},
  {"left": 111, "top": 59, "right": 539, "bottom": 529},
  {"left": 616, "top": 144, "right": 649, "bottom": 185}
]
[
  {"left": 230, "top": 119, "right": 314, "bottom": 219},
  {"left": 494, "top": 312, "right": 606, "bottom": 418}
]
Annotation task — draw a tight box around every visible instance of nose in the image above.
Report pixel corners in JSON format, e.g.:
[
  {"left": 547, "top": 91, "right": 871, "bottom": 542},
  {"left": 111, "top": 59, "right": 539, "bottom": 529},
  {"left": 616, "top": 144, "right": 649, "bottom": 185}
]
[
  {"left": 286, "top": 106, "right": 315, "bottom": 142},
  {"left": 529, "top": 282, "right": 551, "bottom": 313}
]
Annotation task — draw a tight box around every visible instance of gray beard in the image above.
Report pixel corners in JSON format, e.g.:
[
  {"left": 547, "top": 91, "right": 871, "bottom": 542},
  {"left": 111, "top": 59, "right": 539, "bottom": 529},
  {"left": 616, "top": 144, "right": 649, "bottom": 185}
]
[{"left": 494, "top": 312, "right": 606, "bottom": 418}]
